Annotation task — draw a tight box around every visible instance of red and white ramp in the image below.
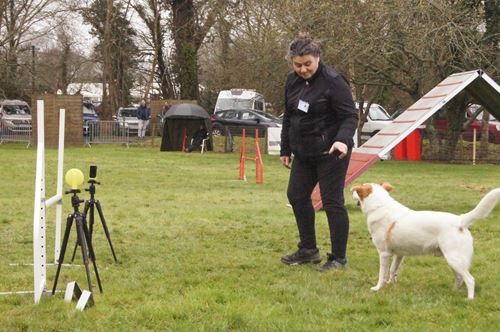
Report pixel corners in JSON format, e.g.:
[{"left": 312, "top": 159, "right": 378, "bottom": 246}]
[{"left": 312, "top": 69, "right": 500, "bottom": 211}]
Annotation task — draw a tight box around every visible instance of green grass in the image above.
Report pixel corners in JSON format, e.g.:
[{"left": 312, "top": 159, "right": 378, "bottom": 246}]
[{"left": 0, "top": 143, "right": 499, "bottom": 331}]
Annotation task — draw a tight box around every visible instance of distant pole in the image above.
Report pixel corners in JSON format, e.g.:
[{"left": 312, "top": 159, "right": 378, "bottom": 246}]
[{"left": 31, "top": 45, "right": 36, "bottom": 94}]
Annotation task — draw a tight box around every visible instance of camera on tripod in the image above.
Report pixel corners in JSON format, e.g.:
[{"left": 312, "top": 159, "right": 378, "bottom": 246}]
[
  {"left": 86, "top": 165, "right": 100, "bottom": 195},
  {"left": 88, "top": 165, "right": 99, "bottom": 185},
  {"left": 89, "top": 165, "right": 97, "bottom": 178}
]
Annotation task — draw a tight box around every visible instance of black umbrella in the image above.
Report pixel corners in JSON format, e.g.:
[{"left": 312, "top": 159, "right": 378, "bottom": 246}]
[
  {"left": 160, "top": 103, "right": 213, "bottom": 151},
  {"left": 165, "top": 103, "right": 210, "bottom": 119}
]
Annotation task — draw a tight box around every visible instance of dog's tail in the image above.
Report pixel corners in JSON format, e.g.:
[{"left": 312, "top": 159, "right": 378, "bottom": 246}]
[{"left": 460, "top": 188, "right": 500, "bottom": 228}]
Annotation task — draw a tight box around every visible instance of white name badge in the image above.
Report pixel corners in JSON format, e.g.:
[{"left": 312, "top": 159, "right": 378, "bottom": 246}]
[{"left": 298, "top": 100, "right": 309, "bottom": 113}]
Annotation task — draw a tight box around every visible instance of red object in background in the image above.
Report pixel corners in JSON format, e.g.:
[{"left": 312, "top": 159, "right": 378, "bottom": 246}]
[
  {"left": 393, "top": 129, "right": 421, "bottom": 160},
  {"left": 394, "top": 139, "right": 407, "bottom": 160},
  {"left": 181, "top": 128, "right": 187, "bottom": 151},
  {"left": 406, "top": 130, "right": 421, "bottom": 160},
  {"left": 433, "top": 106, "right": 500, "bottom": 144}
]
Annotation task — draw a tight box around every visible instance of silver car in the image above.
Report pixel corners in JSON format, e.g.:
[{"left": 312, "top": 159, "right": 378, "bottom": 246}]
[
  {"left": 113, "top": 107, "right": 139, "bottom": 135},
  {"left": 0, "top": 99, "right": 32, "bottom": 133}
]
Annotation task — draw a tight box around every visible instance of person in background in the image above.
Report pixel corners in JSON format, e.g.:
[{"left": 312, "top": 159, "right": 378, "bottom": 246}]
[
  {"left": 137, "top": 100, "right": 151, "bottom": 139},
  {"left": 280, "top": 34, "right": 358, "bottom": 272},
  {"left": 163, "top": 101, "right": 171, "bottom": 114},
  {"left": 187, "top": 124, "right": 208, "bottom": 152}
]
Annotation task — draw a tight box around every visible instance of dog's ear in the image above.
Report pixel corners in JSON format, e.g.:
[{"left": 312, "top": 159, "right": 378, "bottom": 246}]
[
  {"left": 351, "top": 184, "right": 362, "bottom": 192},
  {"left": 380, "top": 182, "right": 393, "bottom": 192},
  {"left": 352, "top": 184, "right": 373, "bottom": 200}
]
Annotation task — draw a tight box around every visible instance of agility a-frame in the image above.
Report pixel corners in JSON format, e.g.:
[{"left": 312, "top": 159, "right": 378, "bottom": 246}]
[{"left": 313, "top": 69, "right": 500, "bottom": 211}]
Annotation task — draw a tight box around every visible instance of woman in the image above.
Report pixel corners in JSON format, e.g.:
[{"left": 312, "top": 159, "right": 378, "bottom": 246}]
[{"left": 280, "top": 35, "right": 358, "bottom": 272}]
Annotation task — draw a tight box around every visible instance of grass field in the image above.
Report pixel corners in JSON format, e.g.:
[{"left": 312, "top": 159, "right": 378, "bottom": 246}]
[{"left": 0, "top": 143, "right": 499, "bottom": 331}]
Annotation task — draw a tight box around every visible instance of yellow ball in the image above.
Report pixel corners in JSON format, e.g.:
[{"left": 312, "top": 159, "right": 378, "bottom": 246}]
[{"left": 65, "top": 168, "right": 85, "bottom": 189}]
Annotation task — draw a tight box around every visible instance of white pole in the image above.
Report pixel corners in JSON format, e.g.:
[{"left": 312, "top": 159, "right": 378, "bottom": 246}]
[
  {"left": 54, "top": 109, "right": 65, "bottom": 261},
  {"left": 472, "top": 128, "right": 476, "bottom": 165},
  {"left": 33, "top": 100, "right": 47, "bottom": 304}
]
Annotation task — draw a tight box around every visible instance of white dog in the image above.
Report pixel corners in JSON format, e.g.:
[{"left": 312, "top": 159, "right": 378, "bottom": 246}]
[{"left": 351, "top": 183, "right": 500, "bottom": 299}]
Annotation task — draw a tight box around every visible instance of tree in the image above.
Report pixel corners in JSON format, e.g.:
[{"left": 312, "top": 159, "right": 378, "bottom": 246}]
[
  {"left": 34, "top": 24, "right": 93, "bottom": 94},
  {"left": 81, "top": 0, "right": 139, "bottom": 118},
  {"left": 169, "top": 0, "right": 225, "bottom": 99},
  {"left": 0, "top": 1, "right": 6, "bottom": 35},
  {"left": 0, "top": 0, "right": 62, "bottom": 99},
  {"left": 133, "top": 0, "right": 176, "bottom": 99}
]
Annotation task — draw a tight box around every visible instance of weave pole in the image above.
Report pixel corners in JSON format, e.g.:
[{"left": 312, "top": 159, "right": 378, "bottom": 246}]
[
  {"left": 254, "top": 130, "right": 264, "bottom": 184},
  {"left": 239, "top": 128, "right": 264, "bottom": 184}
]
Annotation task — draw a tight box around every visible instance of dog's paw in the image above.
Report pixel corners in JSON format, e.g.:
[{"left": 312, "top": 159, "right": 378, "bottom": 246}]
[
  {"left": 370, "top": 286, "right": 382, "bottom": 292},
  {"left": 388, "top": 276, "right": 398, "bottom": 284}
]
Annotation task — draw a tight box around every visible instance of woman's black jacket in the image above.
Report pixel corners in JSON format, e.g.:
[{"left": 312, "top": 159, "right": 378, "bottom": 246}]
[{"left": 280, "top": 62, "right": 358, "bottom": 160}]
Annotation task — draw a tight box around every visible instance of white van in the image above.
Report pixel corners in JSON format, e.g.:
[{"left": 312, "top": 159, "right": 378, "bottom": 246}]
[{"left": 214, "top": 89, "right": 266, "bottom": 114}]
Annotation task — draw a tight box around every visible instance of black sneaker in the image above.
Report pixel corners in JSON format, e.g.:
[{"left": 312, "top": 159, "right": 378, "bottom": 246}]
[
  {"left": 281, "top": 248, "right": 322, "bottom": 265},
  {"left": 317, "top": 254, "right": 347, "bottom": 272}
]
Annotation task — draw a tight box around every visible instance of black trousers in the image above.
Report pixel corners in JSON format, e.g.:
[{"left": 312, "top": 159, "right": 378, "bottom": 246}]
[{"left": 287, "top": 151, "right": 351, "bottom": 259}]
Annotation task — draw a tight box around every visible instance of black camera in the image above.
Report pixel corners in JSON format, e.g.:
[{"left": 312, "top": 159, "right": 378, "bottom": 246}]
[{"left": 89, "top": 165, "right": 97, "bottom": 179}]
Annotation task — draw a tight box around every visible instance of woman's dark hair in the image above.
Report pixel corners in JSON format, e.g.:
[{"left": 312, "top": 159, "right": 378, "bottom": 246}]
[{"left": 287, "top": 34, "right": 321, "bottom": 59}]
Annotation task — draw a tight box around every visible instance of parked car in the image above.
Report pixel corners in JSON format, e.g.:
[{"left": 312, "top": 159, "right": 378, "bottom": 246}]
[
  {"left": 474, "top": 111, "right": 500, "bottom": 143},
  {"left": 355, "top": 102, "right": 393, "bottom": 139},
  {"left": 83, "top": 102, "right": 99, "bottom": 136},
  {"left": 113, "top": 106, "right": 139, "bottom": 135},
  {"left": 433, "top": 105, "right": 500, "bottom": 143},
  {"left": 211, "top": 109, "right": 281, "bottom": 136},
  {"left": 0, "top": 99, "right": 32, "bottom": 133}
]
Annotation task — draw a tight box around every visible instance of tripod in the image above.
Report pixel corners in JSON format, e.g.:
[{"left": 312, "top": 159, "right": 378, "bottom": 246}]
[
  {"left": 71, "top": 179, "right": 118, "bottom": 263},
  {"left": 52, "top": 189, "right": 103, "bottom": 294}
]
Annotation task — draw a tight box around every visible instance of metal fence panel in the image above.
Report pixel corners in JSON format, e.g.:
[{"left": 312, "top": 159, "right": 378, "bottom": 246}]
[
  {"left": 0, "top": 118, "right": 32, "bottom": 146},
  {"left": 86, "top": 121, "right": 130, "bottom": 147}
]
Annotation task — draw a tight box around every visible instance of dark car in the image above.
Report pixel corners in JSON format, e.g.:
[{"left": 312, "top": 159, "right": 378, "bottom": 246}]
[
  {"left": 211, "top": 109, "right": 282, "bottom": 136},
  {"left": 83, "top": 102, "right": 99, "bottom": 136},
  {"left": 434, "top": 105, "right": 500, "bottom": 144}
]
